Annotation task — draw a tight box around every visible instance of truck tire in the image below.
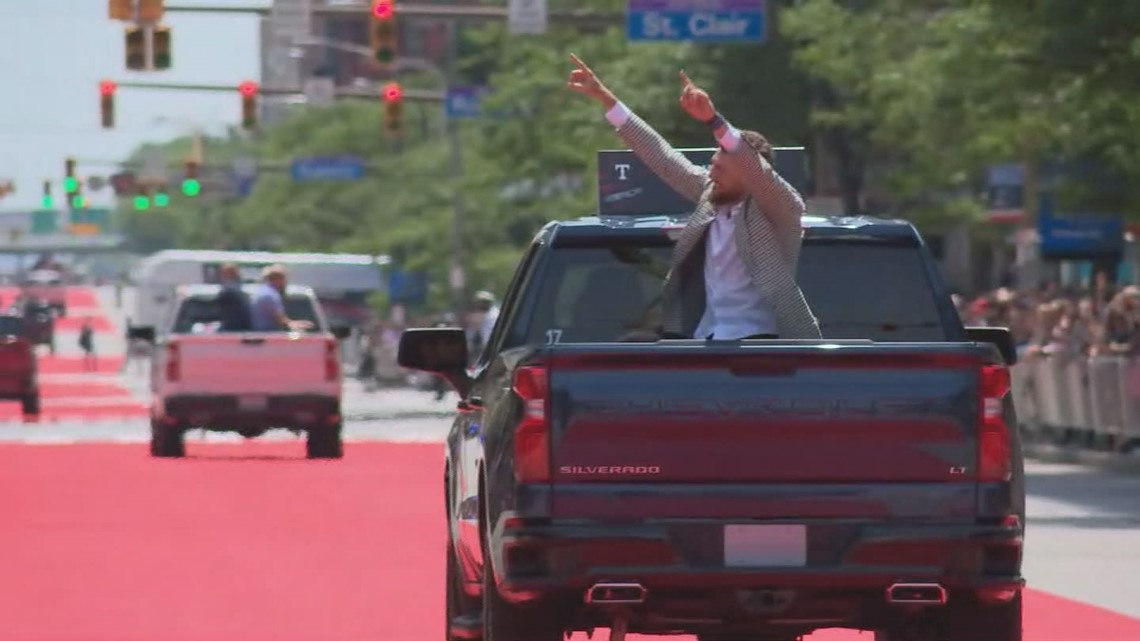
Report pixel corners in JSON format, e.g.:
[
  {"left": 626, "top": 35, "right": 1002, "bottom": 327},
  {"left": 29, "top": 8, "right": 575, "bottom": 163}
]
[
  {"left": 21, "top": 393, "right": 40, "bottom": 416},
  {"left": 306, "top": 423, "right": 343, "bottom": 459},
  {"left": 150, "top": 420, "right": 185, "bottom": 458},
  {"left": 480, "top": 536, "right": 562, "bottom": 641},
  {"left": 945, "top": 593, "right": 1022, "bottom": 641},
  {"left": 447, "top": 542, "right": 481, "bottom": 641}
]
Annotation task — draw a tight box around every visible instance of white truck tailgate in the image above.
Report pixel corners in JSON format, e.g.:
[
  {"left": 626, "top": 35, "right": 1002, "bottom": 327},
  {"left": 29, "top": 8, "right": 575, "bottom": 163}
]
[{"left": 172, "top": 333, "right": 335, "bottom": 396}]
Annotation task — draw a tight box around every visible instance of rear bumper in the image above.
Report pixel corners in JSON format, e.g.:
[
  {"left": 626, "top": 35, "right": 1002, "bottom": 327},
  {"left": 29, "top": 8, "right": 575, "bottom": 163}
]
[
  {"left": 159, "top": 394, "right": 340, "bottom": 429},
  {"left": 492, "top": 517, "right": 1024, "bottom": 602}
]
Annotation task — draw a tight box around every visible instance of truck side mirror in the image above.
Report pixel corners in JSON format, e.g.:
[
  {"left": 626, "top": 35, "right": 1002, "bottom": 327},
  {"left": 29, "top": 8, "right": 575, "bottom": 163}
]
[
  {"left": 965, "top": 326, "right": 1017, "bottom": 366},
  {"left": 128, "top": 326, "right": 156, "bottom": 343},
  {"left": 398, "top": 327, "right": 472, "bottom": 396}
]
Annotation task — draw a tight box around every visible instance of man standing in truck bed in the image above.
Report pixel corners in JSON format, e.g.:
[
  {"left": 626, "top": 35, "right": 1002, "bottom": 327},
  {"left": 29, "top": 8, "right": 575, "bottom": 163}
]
[{"left": 567, "top": 54, "right": 821, "bottom": 341}]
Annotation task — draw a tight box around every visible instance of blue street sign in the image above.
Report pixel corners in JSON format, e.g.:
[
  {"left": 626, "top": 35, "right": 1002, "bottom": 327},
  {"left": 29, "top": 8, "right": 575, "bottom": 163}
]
[
  {"left": 289, "top": 156, "right": 367, "bottom": 183},
  {"left": 627, "top": 0, "right": 766, "bottom": 43},
  {"left": 445, "top": 87, "right": 487, "bottom": 120}
]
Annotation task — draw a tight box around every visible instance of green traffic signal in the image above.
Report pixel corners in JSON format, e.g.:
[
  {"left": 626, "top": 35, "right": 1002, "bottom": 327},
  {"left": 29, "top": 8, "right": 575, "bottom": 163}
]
[
  {"left": 376, "top": 48, "right": 393, "bottom": 63},
  {"left": 181, "top": 179, "right": 200, "bottom": 197},
  {"left": 62, "top": 177, "right": 78, "bottom": 193},
  {"left": 153, "top": 192, "right": 170, "bottom": 207},
  {"left": 133, "top": 195, "right": 150, "bottom": 211},
  {"left": 70, "top": 195, "right": 85, "bottom": 209},
  {"left": 41, "top": 196, "right": 53, "bottom": 209}
]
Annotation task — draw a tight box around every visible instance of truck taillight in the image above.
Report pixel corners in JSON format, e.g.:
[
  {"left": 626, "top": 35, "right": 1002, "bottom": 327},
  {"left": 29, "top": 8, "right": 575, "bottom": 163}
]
[
  {"left": 165, "top": 343, "right": 181, "bottom": 382},
  {"left": 978, "top": 365, "right": 1012, "bottom": 482},
  {"left": 325, "top": 338, "right": 339, "bottom": 382},
  {"left": 512, "top": 365, "right": 550, "bottom": 483}
]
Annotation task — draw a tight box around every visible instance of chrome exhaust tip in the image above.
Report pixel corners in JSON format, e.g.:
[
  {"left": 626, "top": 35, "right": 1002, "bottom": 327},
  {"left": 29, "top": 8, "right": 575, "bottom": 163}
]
[
  {"left": 886, "top": 583, "right": 947, "bottom": 605},
  {"left": 585, "top": 582, "right": 647, "bottom": 604}
]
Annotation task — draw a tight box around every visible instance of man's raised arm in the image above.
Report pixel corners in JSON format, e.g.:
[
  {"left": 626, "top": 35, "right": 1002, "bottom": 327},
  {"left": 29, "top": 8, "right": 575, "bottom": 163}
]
[{"left": 567, "top": 54, "right": 707, "bottom": 204}]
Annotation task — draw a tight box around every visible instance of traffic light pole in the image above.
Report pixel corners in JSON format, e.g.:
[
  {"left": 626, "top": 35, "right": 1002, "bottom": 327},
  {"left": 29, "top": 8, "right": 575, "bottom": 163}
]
[
  {"left": 110, "top": 80, "right": 445, "bottom": 101},
  {"left": 162, "top": 3, "right": 622, "bottom": 29}
]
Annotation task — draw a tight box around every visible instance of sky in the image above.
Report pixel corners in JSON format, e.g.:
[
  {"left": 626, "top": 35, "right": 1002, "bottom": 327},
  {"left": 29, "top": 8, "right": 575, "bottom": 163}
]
[{"left": 0, "top": 0, "right": 262, "bottom": 212}]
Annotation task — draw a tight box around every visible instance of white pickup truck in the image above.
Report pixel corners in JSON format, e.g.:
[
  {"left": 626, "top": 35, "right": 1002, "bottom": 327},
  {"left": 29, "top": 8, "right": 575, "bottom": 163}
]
[{"left": 130, "top": 284, "right": 352, "bottom": 459}]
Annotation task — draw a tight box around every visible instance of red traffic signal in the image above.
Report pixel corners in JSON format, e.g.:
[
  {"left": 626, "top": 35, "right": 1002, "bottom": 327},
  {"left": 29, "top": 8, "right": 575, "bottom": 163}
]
[
  {"left": 99, "top": 80, "right": 117, "bottom": 96},
  {"left": 382, "top": 82, "right": 403, "bottom": 103},
  {"left": 372, "top": 0, "right": 394, "bottom": 20},
  {"left": 239, "top": 81, "right": 259, "bottom": 97}
]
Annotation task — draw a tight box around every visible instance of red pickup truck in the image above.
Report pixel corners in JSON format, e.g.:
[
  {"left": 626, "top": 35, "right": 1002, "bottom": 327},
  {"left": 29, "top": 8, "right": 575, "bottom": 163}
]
[{"left": 0, "top": 314, "right": 41, "bottom": 415}]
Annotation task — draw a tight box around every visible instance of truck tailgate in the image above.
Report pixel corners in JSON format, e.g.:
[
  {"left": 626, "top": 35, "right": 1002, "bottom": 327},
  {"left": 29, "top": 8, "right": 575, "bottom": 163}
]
[
  {"left": 547, "top": 343, "right": 991, "bottom": 521},
  {"left": 171, "top": 333, "right": 335, "bottom": 395}
]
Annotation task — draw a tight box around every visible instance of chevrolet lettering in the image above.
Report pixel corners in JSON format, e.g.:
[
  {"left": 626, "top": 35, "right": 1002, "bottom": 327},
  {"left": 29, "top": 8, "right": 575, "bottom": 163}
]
[
  {"left": 402, "top": 210, "right": 1025, "bottom": 641},
  {"left": 559, "top": 465, "right": 662, "bottom": 475}
]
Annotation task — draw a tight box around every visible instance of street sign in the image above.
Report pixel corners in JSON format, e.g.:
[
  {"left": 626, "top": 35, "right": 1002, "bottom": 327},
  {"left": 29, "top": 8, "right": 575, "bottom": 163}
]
[
  {"left": 87, "top": 175, "right": 107, "bottom": 191},
  {"left": 290, "top": 156, "right": 367, "bottom": 182},
  {"left": 627, "top": 0, "right": 767, "bottom": 43},
  {"left": 508, "top": 0, "right": 548, "bottom": 34},
  {"left": 445, "top": 87, "right": 486, "bottom": 120},
  {"left": 31, "top": 210, "right": 58, "bottom": 234},
  {"left": 69, "top": 208, "right": 112, "bottom": 235}
]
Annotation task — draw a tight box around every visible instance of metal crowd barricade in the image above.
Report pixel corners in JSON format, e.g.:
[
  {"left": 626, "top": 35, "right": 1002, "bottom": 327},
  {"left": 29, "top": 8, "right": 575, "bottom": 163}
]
[{"left": 1012, "top": 350, "right": 1140, "bottom": 452}]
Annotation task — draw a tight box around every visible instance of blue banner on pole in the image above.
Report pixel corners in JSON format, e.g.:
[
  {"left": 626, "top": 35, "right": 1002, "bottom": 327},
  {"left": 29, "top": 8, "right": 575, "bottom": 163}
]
[
  {"left": 445, "top": 87, "right": 487, "bottom": 120},
  {"left": 388, "top": 269, "right": 428, "bottom": 304},
  {"left": 627, "top": 0, "right": 766, "bottom": 43}
]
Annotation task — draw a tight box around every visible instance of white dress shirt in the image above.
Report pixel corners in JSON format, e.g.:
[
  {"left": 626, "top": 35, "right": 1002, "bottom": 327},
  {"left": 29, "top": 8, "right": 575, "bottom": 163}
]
[{"left": 605, "top": 101, "right": 777, "bottom": 339}]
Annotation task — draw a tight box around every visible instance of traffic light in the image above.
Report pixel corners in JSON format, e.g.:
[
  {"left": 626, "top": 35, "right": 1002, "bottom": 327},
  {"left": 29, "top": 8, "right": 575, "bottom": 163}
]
[
  {"left": 382, "top": 82, "right": 403, "bottom": 137},
  {"left": 182, "top": 160, "right": 201, "bottom": 197},
  {"left": 99, "top": 80, "right": 116, "bottom": 129},
  {"left": 152, "top": 25, "right": 172, "bottom": 70},
  {"left": 239, "top": 81, "right": 258, "bottom": 130},
  {"left": 108, "top": 0, "right": 133, "bottom": 21},
  {"left": 70, "top": 183, "right": 86, "bottom": 210},
  {"left": 63, "top": 157, "right": 78, "bottom": 194},
  {"left": 153, "top": 190, "right": 170, "bottom": 207},
  {"left": 370, "top": 0, "right": 397, "bottom": 68},
  {"left": 133, "top": 186, "right": 150, "bottom": 211},
  {"left": 125, "top": 25, "right": 146, "bottom": 70},
  {"left": 138, "top": 0, "right": 164, "bottom": 22},
  {"left": 41, "top": 181, "right": 52, "bottom": 209}
]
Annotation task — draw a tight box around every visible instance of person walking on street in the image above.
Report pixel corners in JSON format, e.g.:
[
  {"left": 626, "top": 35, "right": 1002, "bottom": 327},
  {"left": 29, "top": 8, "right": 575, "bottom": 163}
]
[
  {"left": 566, "top": 54, "right": 821, "bottom": 341},
  {"left": 79, "top": 317, "right": 96, "bottom": 371}
]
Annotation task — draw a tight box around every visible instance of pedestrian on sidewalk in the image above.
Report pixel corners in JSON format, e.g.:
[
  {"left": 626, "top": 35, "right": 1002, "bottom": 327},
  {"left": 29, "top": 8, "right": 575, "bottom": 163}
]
[{"left": 79, "top": 317, "right": 96, "bottom": 372}]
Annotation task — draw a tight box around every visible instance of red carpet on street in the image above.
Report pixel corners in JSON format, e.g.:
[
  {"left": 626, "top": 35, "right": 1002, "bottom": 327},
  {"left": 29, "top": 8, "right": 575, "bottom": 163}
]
[{"left": 0, "top": 442, "right": 1136, "bottom": 641}]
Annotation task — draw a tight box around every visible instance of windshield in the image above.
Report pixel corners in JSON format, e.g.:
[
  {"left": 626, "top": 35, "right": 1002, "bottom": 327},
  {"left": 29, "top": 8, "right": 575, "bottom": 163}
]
[
  {"left": 169, "top": 294, "right": 323, "bottom": 334},
  {"left": 518, "top": 238, "right": 951, "bottom": 344}
]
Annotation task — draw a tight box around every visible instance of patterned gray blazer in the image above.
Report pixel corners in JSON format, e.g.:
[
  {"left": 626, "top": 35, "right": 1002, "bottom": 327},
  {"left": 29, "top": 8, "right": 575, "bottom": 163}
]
[{"left": 615, "top": 112, "right": 822, "bottom": 340}]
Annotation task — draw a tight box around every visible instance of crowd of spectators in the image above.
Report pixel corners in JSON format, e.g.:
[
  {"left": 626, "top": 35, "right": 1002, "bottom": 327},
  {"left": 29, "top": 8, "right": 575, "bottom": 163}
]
[{"left": 954, "top": 274, "right": 1140, "bottom": 359}]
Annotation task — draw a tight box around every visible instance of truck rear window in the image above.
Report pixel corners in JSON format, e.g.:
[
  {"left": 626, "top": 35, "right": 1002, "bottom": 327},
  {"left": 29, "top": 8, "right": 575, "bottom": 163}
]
[
  {"left": 522, "top": 239, "right": 949, "bottom": 343},
  {"left": 170, "top": 295, "right": 322, "bottom": 334}
]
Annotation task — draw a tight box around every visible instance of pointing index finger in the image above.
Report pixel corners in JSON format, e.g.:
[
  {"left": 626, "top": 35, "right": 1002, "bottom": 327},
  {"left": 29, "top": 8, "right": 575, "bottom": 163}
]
[
  {"left": 679, "top": 70, "right": 693, "bottom": 86},
  {"left": 570, "top": 53, "right": 591, "bottom": 73}
]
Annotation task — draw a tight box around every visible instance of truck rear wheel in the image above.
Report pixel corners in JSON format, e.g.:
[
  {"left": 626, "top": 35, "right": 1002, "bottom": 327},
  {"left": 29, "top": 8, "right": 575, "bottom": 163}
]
[
  {"left": 150, "top": 420, "right": 185, "bottom": 458},
  {"left": 945, "top": 592, "right": 1022, "bottom": 641},
  {"left": 306, "top": 423, "right": 343, "bottom": 459},
  {"left": 480, "top": 537, "right": 562, "bottom": 641},
  {"left": 21, "top": 393, "right": 40, "bottom": 416}
]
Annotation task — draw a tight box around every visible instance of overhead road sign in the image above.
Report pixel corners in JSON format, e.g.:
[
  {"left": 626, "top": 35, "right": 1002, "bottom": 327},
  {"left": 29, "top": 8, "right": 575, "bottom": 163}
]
[
  {"left": 626, "top": 0, "right": 767, "bottom": 43},
  {"left": 290, "top": 156, "right": 367, "bottom": 182}
]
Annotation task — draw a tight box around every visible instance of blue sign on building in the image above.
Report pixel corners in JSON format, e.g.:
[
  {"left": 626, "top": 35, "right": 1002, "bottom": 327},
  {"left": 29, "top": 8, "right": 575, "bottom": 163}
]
[
  {"left": 290, "top": 156, "right": 367, "bottom": 183},
  {"left": 1037, "top": 195, "right": 1124, "bottom": 260},
  {"left": 627, "top": 0, "right": 766, "bottom": 43},
  {"left": 445, "top": 87, "right": 487, "bottom": 120},
  {"left": 596, "top": 146, "right": 806, "bottom": 217}
]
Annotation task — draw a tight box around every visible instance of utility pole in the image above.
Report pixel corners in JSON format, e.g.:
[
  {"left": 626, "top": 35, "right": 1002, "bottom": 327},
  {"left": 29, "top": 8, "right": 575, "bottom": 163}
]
[{"left": 444, "top": 19, "right": 468, "bottom": 318}]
